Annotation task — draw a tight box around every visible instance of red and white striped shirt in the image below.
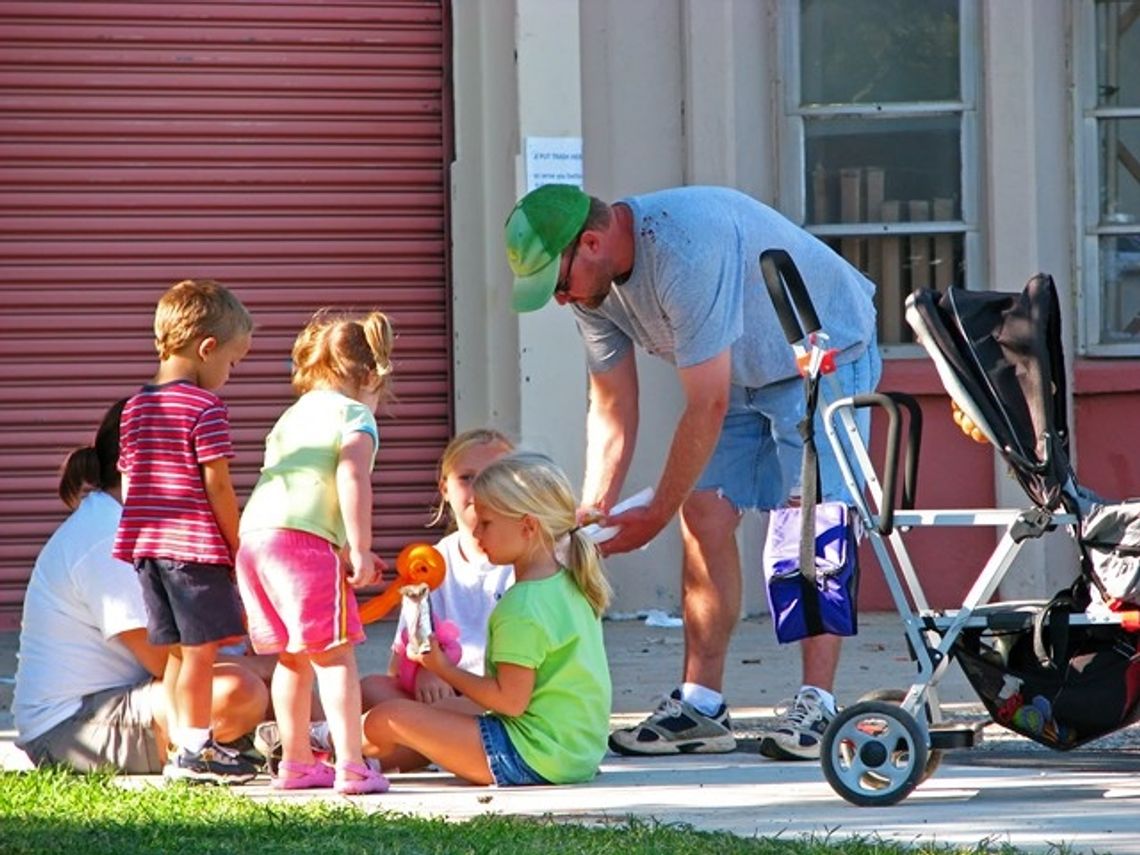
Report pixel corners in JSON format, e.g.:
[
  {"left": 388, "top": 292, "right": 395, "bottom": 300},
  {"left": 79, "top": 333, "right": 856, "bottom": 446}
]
[{"left": 112, "top": 380, "right": 235, "bottom": 566}]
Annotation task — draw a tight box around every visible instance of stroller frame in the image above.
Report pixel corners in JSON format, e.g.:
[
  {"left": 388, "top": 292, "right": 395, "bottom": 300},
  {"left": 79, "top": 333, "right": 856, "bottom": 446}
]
[{"left": 761, "top": 252, "right": 1140, "bottom": 807}]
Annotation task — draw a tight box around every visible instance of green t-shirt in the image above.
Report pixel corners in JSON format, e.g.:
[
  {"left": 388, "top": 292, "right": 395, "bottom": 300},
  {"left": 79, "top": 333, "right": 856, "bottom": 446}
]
[
  {"left": 486, "top": 570, "right": 612, "bottom": 784},
  {"left": 239, "top": 389, "right": 378, "bottom": 547}
]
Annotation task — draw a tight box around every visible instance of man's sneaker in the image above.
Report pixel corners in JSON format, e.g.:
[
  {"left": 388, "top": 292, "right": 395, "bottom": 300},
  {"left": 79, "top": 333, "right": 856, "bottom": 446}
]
[
  {"left": 163, "top": 740, "right": 260, "bottom": 785},
  {"left": 758, "top": 687, "right": 835, "bottom": 761},
  {"left": 608, "top": 689, "right": 736, "bottom": 755},
  {"left": 253, "top": 721, "right": 334, "bottom": 775}
]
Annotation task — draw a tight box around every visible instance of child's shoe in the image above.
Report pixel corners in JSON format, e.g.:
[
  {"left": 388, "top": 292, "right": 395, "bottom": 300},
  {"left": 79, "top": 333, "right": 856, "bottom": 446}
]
[
  {"left": 163, "top": 738, "right": 260, "bottom": 785},
  {"left": 334, "top": 759, "right": 390, "bottom": 795},
  {"left": 271, "top": 759, "right": 335, "bottom": 790},
  {"left": 254, "top": 720, "right": 336, "bottom": 774}
]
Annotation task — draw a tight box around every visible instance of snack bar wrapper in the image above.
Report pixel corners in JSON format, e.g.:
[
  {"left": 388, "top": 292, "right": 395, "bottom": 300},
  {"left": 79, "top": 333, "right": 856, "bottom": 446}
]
[
  {"left": 400, "top": 582, "right": 433, "bottom": 655},
  {"left": 580, "top": 487, "right": 655, "bottom": 544}
]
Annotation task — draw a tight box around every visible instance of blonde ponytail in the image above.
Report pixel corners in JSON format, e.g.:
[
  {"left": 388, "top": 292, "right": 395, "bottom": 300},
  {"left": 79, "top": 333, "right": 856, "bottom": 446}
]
[
  {"left": 292, "top": 307, "right": 396, "bottom": 399},
  {"left": 361, "top": 311, "right": 395, "bottom": 387},
  {"left": 563, "top": 528, "right": 611, "bottom": 617}
]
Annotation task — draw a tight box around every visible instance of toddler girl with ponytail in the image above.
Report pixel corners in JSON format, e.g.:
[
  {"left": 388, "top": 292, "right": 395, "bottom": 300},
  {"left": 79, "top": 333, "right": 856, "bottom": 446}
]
[{"left": 237, "top": 308, "right": 395, "bottom": 795}]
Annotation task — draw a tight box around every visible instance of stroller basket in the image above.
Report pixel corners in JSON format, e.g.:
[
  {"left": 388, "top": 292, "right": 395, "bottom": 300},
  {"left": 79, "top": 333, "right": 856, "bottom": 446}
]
[{"left": 954, "top": 616, "right": 1140, "bottom": 750}]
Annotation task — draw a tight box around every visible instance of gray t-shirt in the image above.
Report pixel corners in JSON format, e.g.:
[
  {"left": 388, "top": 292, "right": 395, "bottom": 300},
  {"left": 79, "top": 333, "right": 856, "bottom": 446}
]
[{"left": 573, "top": 186, "right": 876, "bottom": 389}]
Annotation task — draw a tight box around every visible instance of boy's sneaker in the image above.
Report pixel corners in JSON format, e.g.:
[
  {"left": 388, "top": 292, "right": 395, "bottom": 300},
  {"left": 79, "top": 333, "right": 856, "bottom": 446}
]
[
  {"left": 758, "top": 687, "right": 835, "bottom": 761},
  {"left": 163, "top": 740, "right": 260, "bottom": 785},
  {"left": 608, "top": 689, "right": 736, "bottom": 755},
  {"left": 217, "top": 733, "right": 267, "bottom": 771}
]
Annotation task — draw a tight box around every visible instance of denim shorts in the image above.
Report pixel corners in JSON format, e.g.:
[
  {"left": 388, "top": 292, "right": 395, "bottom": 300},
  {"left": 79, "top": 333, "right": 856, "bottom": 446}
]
[
  {"left": 477, "top": 714, "right": 549, "bottom": 787},
  {"left": 695, "top": 342, "right": 882, "bottom": 510}
]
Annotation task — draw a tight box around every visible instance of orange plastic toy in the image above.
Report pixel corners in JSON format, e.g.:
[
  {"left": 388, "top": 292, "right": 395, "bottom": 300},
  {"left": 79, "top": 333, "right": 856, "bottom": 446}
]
[{"left": 358, "top": 542, "right": 446, "bottom": 625}]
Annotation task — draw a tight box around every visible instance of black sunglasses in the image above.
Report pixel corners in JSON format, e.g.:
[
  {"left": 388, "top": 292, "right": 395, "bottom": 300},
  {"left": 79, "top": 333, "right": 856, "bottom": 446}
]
[{"left": 554, "top": 235, "right": 582, "bottom": 297}]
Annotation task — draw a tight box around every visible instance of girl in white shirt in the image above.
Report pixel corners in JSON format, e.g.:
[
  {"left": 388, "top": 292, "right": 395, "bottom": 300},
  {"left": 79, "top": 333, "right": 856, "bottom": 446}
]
[{"left": 358, "top": 428, "right": 515, "bottom": 770}]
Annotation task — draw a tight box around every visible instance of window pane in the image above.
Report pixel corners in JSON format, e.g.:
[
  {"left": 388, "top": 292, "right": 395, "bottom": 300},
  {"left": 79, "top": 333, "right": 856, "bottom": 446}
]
[
  {"left": 823, "top": 233, "right": 964, "bottom": 345},
  {"left": 1100, "top": 234, "right": 1140, "bottom": 341},
  {"left": 1099, "top": 118, "right": 1140, "bottom": 223},
  {"left": 800, "top": 0, "right": 960, "bottom": 105},
  {"left": 1096, "top": 0, "right": 1140, "bottom": 108},
  {"left": 805, "top": 116, "right": 961, "bottom": 225}
]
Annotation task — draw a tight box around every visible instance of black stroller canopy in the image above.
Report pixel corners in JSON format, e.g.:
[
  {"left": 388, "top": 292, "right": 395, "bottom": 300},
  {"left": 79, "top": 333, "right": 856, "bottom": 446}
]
[{"left": 906, "top": 275, "right": 1072, "bottom": 510}]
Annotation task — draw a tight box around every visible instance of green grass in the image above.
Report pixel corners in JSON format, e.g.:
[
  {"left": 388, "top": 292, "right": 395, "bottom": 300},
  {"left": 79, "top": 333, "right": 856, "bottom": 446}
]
[{"left": 0, "top": 769, "right": 1062, "bottom": 855}]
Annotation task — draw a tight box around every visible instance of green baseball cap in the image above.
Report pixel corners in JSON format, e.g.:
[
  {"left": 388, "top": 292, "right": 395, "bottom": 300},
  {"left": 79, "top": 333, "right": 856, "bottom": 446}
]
[{"left": 504, "top": 184, "right": 590, "bottom": 312}]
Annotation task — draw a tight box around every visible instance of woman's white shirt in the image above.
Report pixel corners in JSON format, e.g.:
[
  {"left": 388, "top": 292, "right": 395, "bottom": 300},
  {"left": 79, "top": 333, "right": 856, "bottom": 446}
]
[{"left": 13, "top": 491, "right": 150, "bottom": 743}]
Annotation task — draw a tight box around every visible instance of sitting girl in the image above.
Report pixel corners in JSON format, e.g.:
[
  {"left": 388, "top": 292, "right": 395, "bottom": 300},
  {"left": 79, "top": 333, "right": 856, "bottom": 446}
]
[
  {"left": 362, "top": 451, "right": 612, "bottom": 785},
  {"left": 361, "top": 428, "right": 516, "bottom": 710}
]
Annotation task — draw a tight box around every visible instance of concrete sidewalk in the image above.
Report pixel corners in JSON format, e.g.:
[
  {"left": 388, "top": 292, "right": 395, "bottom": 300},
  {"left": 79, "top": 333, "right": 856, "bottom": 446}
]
[
  {"left": 5, "top": 614, "right": 1140, "bottom": 853},
  {"left": 0, "top": 611, "right": 974, "bottom": 731}
]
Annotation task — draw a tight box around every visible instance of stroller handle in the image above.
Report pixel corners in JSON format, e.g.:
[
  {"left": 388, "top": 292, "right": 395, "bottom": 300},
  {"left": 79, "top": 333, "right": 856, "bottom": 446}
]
[
  {"left": 847, "top": 392, "right": 922, "bottom": 535},
  {"left": 759, "top": 249, "right": 821, "bottom": 345}
]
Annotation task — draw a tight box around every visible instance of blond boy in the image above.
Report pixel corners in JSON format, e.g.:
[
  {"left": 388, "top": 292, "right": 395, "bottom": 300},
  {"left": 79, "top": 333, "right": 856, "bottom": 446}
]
[{"left": 112, "top": 279, "right": 258, "bottom": 783}]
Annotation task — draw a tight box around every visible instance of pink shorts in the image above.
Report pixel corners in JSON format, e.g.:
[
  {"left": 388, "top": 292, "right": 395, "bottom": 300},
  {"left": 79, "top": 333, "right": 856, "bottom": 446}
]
[{"left": 236, "top": 529, "right": 365, "bottom": 655}]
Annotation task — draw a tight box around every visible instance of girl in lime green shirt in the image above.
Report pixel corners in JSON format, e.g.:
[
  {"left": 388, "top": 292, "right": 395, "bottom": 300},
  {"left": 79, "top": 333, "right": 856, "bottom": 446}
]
[{"left": 362, "top": 451, "right": 612, "bottom": 785}]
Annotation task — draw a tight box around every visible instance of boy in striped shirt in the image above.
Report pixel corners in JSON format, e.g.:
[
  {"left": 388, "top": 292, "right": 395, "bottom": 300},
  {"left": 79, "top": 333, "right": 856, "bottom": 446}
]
[{"left": 113, "top": 279, "right": 258, "bottom": 784}]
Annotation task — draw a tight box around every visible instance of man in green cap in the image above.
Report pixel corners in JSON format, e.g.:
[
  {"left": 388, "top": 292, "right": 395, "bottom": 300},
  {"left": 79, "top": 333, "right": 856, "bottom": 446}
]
[{"left": 503, "top": 183, "right": 880, "bottom": 760}]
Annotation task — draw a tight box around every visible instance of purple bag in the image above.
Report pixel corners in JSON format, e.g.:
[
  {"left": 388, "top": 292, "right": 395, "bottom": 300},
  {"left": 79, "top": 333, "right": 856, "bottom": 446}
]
[{"left": 763, "top": 502, "right": 860, "bottom": 644}]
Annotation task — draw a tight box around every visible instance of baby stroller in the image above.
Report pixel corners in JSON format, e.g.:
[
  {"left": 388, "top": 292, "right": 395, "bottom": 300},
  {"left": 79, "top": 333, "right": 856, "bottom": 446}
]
[{"left": 762, "top": 252, "right": 1140, "bottom": 807}]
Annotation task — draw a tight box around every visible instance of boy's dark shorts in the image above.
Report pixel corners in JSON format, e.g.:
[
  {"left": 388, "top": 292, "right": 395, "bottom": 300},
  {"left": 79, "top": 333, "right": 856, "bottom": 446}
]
[{"left": 135, "top": 558, "right": 246, "bottom": 646}]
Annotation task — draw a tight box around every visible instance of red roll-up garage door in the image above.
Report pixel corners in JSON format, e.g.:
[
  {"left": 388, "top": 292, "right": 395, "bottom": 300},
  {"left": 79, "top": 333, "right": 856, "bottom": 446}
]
[{"left": 0, "top": 1, "right": 452, "bottom": 626}]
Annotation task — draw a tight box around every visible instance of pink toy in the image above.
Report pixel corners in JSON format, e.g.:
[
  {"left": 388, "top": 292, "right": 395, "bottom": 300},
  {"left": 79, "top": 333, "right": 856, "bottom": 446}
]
[{"left": 392, "top": 619, "right": 462, "bottom": 695}]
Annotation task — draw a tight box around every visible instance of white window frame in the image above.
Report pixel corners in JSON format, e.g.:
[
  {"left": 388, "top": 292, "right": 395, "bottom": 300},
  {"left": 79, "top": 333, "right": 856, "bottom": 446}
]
[
  {"left": 1076, "top": 0, "right": 1140, "bottom": 356},
  {"left": 776, "top": 0, "right": 982, "bottom": 358}
]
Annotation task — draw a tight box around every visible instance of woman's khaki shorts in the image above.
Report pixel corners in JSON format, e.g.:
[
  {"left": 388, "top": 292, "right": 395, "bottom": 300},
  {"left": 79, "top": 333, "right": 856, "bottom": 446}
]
[{"left": 18, "top": 680, "right": 163, "bottom": 774}]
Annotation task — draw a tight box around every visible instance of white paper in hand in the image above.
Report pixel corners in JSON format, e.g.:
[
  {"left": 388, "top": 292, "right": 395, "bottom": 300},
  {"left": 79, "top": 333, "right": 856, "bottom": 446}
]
[{"left": 581, "top": 487, "right": 655, "bottom": 544}]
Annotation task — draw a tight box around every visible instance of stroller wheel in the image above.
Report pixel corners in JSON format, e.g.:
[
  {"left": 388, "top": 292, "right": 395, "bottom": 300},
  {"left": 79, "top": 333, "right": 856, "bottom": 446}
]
[
  {"left": 857, "top": 688, "right": 942, "bottom": 782},
  {"left": 821, "top": 700, "right": 928, "bottom": 807}
]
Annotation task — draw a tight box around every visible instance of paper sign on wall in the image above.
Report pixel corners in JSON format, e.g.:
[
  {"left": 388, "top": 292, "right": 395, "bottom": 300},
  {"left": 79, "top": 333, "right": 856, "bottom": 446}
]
[{"left": 525, "top": 136, "right": 583, "bottom": 192}]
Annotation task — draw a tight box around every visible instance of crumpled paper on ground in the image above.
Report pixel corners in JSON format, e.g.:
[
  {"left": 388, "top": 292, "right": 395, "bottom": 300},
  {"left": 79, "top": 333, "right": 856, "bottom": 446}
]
[{"left": 607, "top": 608, "right": 683, "bottom": 628}]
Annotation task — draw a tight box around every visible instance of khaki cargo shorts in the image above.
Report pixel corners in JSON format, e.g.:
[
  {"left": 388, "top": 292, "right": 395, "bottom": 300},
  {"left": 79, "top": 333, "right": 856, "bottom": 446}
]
[{"left": 18, "top": 679, "right": 163, "bottom": 774}]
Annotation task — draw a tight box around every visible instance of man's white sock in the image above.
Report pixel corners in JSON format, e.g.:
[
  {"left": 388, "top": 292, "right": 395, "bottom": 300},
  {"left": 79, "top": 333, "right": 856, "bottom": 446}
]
[
  {"left": 801, "top": 685, "right": 837, "bottom": 713},
  {"left": 680, "top": 682, "right": 725, "bottom": 717}
]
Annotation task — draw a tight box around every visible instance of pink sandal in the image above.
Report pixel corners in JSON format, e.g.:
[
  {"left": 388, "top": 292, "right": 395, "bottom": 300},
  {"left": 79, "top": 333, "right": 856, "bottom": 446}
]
[
  {"left": 334, "top": 760, "right": 390, "bottom": 795},
  {"left": 272, "top": 759, "right": 335, "bottom": 790}
]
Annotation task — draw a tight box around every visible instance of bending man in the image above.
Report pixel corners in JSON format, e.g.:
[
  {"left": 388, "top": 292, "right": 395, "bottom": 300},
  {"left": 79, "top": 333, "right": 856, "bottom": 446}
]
[{"left": 503, "top": 184, "right": 880, "bottom": 759}]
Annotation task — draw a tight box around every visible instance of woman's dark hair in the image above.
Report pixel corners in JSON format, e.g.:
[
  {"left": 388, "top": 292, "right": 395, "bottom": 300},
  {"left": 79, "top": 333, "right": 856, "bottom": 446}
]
[{"left": 58, "top": 399, "right": 127, "bottom": 510}]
